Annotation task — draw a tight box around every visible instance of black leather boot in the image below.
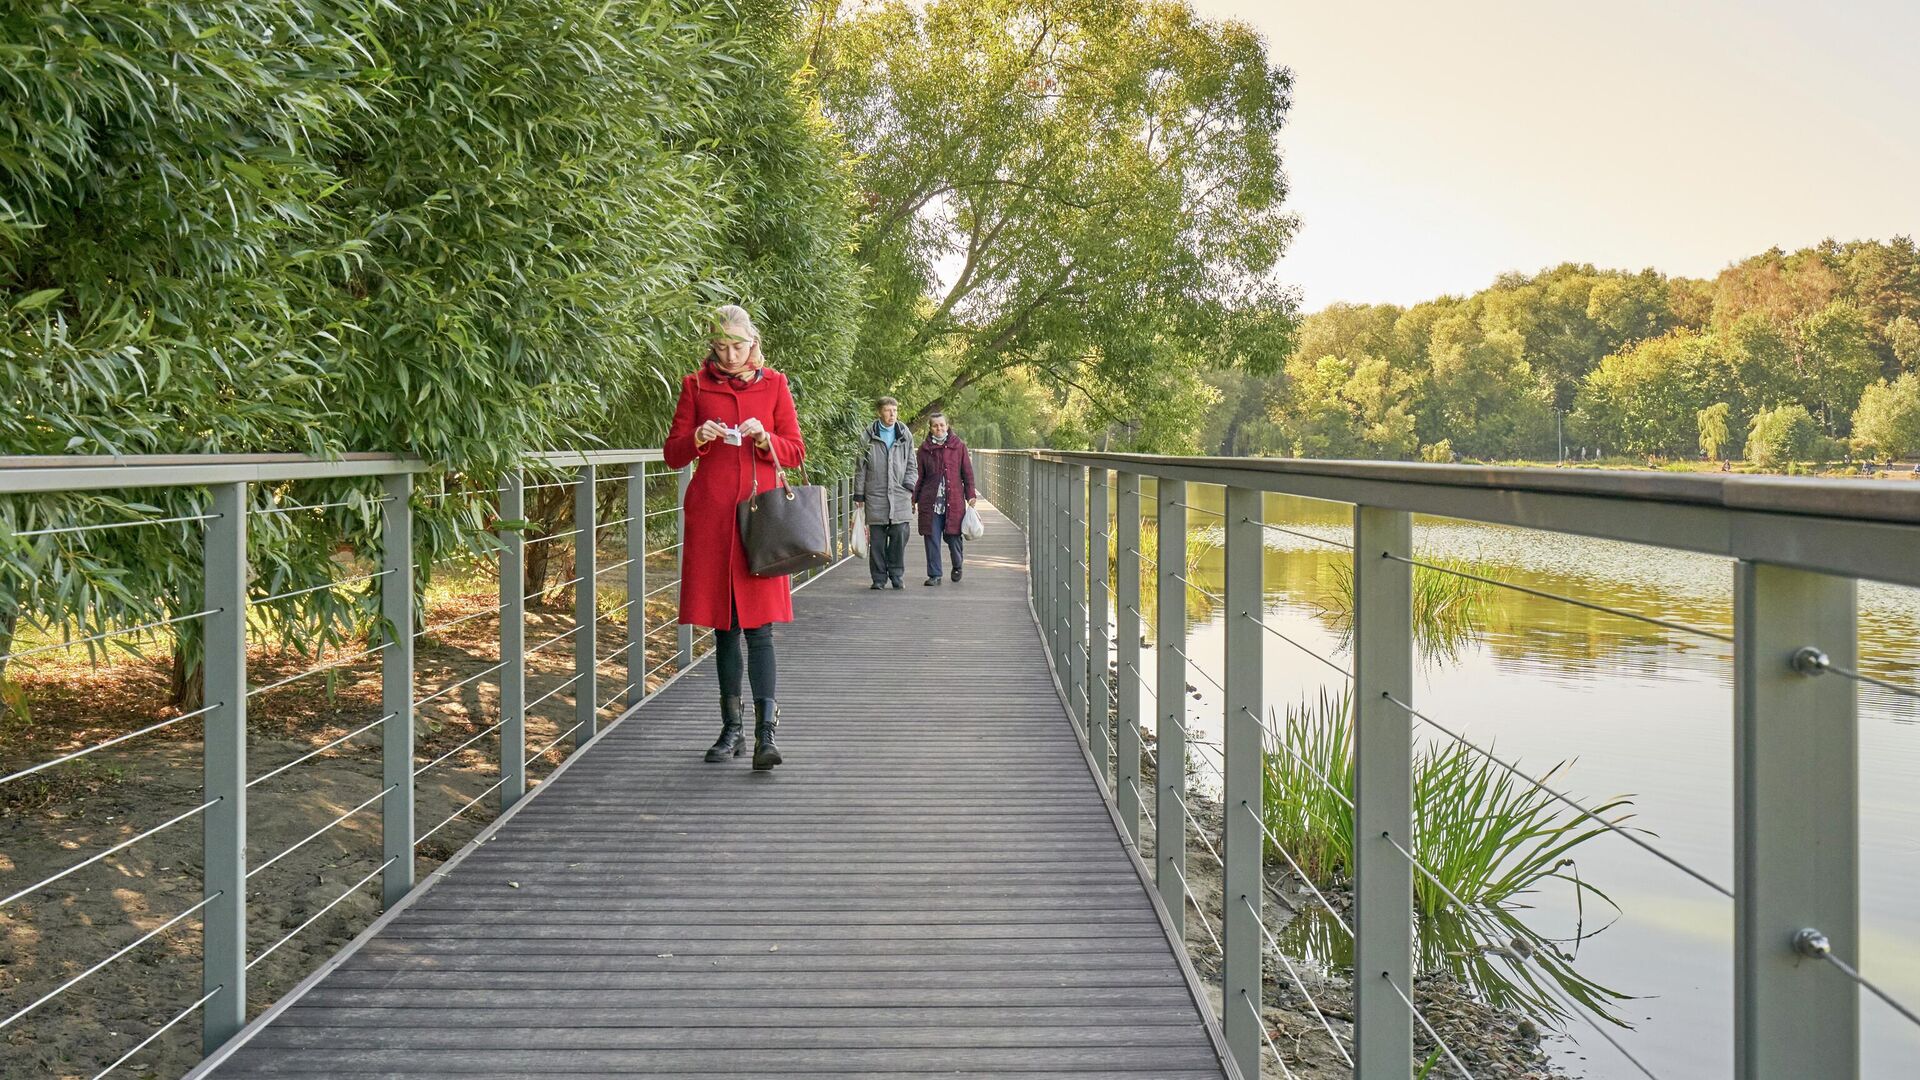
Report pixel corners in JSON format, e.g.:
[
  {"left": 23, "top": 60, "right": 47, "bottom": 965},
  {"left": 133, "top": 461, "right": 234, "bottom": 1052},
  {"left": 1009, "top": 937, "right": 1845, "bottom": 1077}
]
[
  {"left": 704, "top": 696, "right": 745, "bottom": 762},
  {"left": 751, "top": 699, "right": 783, "bottom": 771}
]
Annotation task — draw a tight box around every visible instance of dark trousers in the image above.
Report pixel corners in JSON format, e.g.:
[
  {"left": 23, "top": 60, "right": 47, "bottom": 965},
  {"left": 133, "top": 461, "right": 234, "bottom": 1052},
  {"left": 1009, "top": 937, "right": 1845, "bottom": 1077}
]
[
  {"left": 868, "top": 521, "right": 909, "bottom": 585},
  {"left": 924, "top": 531, "right": 964, "bottom": 578},
  {"left": 714, "top": 618, "right": 775, "bottom": 704}
]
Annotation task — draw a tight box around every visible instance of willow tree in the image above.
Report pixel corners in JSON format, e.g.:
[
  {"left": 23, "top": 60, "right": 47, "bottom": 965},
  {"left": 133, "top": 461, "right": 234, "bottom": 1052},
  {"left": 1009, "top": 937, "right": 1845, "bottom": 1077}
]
[
  {"left": 2, "top": 1, "right": 861, "bottom": 700},
  {"left": 815, "top": 0, "right": 1297, "bottom": 445}
]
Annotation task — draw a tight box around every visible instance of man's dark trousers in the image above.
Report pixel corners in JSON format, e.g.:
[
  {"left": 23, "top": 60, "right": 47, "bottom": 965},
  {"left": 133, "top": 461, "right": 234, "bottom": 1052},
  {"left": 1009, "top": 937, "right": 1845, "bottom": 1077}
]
[{"left": 868, "top": 522, "right": 909, "bottom": 586}]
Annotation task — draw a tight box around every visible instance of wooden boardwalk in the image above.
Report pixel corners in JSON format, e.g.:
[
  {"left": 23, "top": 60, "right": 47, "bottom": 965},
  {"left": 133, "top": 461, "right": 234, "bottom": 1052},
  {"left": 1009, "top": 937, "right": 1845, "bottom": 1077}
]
[{"left": 196, "top": 506, "right": 1232, "bottom": 1079}]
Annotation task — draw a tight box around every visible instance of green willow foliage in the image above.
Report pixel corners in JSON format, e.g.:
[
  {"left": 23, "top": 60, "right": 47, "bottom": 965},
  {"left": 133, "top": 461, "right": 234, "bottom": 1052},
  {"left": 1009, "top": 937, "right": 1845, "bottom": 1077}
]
[{"left": 0, "top": 1, "right": 862, "bottom": 685}]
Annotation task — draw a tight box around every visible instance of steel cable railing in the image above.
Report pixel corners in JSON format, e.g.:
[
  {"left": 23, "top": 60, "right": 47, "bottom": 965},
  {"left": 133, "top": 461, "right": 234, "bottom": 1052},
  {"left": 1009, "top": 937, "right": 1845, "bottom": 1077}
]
[
  {"left": 1237, "top": 892, "right": 1354, "bottom": 1068},
  {"left": 1377, "top": 829, "right": 1665, "bottom": 1080},
  {"left": 1247, "top": 517, "right": 1353, "bottom": 551},
  {"left": 1157, "top": 660, "right": 1361, "bottom": 1070},
  {"left": 1, "top": 798, "right": 222, "bottom": 909},
  {"left": 12, "top": 511, "right": 220, "bottom": 539},
  {"left": 246, "top": 785, "right": 395, "bottom": 880},
  {"left": 1239, "top": 986, "right": 1300, "bottom": 1080},
  {"left": 0, "top": 892, "right": 223, "bottom": 1034},
  {"left": 412, "top": 660, "right": 508, "bottom": 709},
  {"left": 252, "top": 569, "right": 395, "bottom": 607},
  {"left": 1238, "top": 612, "right": 1353, "bottom": 681},
  {"left": 416, "top": 602, "right": 505, "bottom": 638},
  {"left": 0, "top": 607, "right": 220, "bottom": 668},
  {"left": 1382, "top": 972, "right": 1476, "bottom": 1080},
  {"left": 417, "top": 775, "right": 512, "bottom": 847},
  {"left": 414, "top": 718, "right": 507, "bottom": 777},
  {"left": 248, "top": 640, "right": 391, "bottom": 698},
  {"left": 247, "top": 857, "right": 396, "bottom": 972},
  {"left": 3, "top": 448, "right": 794, "bottom": 1080},
  {"left": 89, "top": 986, "right": 222, "bottom": 1080},
  {"left": 1383, "top": 552, "right": 1732, "bottom": 644},
  {"left": 1791, "top": 929, "right": 1920, "bottom": 1034},
  {"left": 0, "top": 701, "right": 221, "bottom": 789},
  {"left": 1381, "top": 690, "right": 1733, "bottom": 899},
  {"left": 247, "top": 713, "right": 394, "bottom": 789},
  {"left": 254, "top": 495, "right": 393, "bottom": 516},
  {"left": 1792, "top": 646, "right": 1920, "bottom": 703}
]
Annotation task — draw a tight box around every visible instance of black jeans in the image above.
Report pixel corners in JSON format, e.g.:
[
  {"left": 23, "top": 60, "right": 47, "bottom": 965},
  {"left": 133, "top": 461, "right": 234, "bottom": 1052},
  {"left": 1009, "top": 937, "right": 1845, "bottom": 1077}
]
[
  {"left": 714, "top": 617, "right": 775, "bottom": 704},
  {"left": 867, "top": 521, "right": 909, "bottom": 585},
  {"left": 924, "top": 531, "right": 964, "bottom": 577}
]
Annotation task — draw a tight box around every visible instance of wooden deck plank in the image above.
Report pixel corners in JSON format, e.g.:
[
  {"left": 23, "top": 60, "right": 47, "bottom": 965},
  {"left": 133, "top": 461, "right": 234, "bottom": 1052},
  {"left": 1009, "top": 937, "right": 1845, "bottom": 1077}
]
[{"left": 194, "top": 506, "right": 1230, "bottom": 1078}]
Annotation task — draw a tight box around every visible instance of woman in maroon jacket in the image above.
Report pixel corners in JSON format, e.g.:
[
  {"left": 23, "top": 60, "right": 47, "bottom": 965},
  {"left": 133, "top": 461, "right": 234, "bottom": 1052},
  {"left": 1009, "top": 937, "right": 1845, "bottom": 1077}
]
[
  {"left": 662, "top": 306, "right": 804, "bottom": 769},
  {"left": 912, "top": 411, "right": 978, "bottom": 586}
]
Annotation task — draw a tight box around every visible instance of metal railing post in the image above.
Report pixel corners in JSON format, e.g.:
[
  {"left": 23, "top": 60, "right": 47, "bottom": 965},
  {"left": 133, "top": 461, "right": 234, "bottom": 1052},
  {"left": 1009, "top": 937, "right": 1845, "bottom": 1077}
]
[
  {"left": 1734, "top": 562, "right": 1859, "bottom": 1080},
  {"left": 1088, "top": 467, "right": 1111, "bottom": 790},
  {"left": 498, "top": 471, "right": 527, "bottom": 811},
  {"left": 1115, "top": 472, "right": 1143, "bottom": 843},
  {"left": 1042, "top": 460, "right": 1057, "bottom": 656},
  {"left": 1155, "top": 477, "right": 1187, "bottom": 931},
  {"left": 1028, "top": 457, "right": 1041, "bottom": 610},
  {"left": 1055, "top": 462, "right": 1071, "bottom": 682},
  {"left": 573, "top": 465, "right": 598, "bottom": 748},
  {"left": 676, "top": 465, "right": 693, "bottom": 668},
  {"left": 1221, "top": 484, "right": 1265, "bottom": 1076},
  {"left": 201, "top": 483, "right": 248, "bottom": 1053},
  {"left": 834, "top": 477, "right": 847, "bottom": 559},
  {"left": 379, "top": 474, "right": 414, "bottom": 908},
  {"left": 1067, "top": 465, "right": 1088, "bottom": 734},
  {"left": 1353, "top": 505, "right": 1413, "bottom": 1080},
  {"left": 626, "top": 462, "right": 647, "bottom": 708}
]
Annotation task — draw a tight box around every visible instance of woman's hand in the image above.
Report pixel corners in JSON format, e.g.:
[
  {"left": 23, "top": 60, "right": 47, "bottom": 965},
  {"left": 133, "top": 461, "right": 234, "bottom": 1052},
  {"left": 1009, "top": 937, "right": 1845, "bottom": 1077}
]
[
  {"left": 968, "top": 498, "right": 978, "bottom": 507},
  {"left": 738, "top": 417, "right": 770, "bottom": 449},
  {"left": 694, "top": 420, "right": 726, "bottom": 446}
]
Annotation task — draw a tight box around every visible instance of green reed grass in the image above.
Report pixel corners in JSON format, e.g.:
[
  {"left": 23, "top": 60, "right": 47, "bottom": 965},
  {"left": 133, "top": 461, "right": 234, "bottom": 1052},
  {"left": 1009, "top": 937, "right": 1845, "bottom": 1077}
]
[{"left": 1261, "top": 690, "right": 1628, "bottom": 921}]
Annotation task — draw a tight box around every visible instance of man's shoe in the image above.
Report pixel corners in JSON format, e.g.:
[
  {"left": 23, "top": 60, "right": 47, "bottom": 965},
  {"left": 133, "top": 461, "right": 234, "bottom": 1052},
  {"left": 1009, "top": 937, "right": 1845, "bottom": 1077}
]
[
  {"left": 870, "top": 582, "right": 884, "bottom": 590},
  {"left": 751, "top": 700, "right": 783, "bottom": 771},
  {"left": 704, "top": 696, "right": 746, "bottom": 762},
  {"left": 951, "top": 567, "right": 962, "bottom": 582},
  {"left": 890, "top": 580, "right": 903, "bottom": 590},
  {"left": 923, "top": 576, "right": 941, "bottom": 586}
]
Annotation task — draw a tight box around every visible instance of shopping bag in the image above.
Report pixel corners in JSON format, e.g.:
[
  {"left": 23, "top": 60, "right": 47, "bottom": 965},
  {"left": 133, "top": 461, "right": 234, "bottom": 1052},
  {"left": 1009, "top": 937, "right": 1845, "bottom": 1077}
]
[
  {"left": 960, "top": 503, "right": 986, "bottom": 540},
  {"left": 850, "top": 504, "right": 868, "bottom": 556}
]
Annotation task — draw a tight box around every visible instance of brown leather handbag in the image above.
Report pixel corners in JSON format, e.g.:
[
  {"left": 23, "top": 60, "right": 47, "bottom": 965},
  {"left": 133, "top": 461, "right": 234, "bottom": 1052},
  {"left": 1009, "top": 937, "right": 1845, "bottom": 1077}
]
[{"left": 736, "top": 440, "right": 833, "bottom": 577}]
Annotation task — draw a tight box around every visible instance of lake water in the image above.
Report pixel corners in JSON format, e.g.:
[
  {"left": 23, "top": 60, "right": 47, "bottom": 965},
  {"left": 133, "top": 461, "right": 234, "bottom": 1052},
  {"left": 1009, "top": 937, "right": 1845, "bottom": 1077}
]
[{"left": 1125, "top": 484, "right": 1920, "bottom": 1079}]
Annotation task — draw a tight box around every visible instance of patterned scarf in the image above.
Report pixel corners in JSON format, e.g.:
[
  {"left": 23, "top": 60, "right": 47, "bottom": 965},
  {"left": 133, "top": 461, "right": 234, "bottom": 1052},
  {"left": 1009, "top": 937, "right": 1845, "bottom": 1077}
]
[{"left": 703, "top": 357, "right": 761, "bottom": 390}]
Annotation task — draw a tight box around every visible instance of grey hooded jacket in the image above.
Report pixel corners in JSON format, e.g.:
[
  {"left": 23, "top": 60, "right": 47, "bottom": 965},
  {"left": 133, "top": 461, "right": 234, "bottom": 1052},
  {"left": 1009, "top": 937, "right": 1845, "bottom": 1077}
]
[{"left": 852, "top": 420, "right": 918, "bottom": 524}]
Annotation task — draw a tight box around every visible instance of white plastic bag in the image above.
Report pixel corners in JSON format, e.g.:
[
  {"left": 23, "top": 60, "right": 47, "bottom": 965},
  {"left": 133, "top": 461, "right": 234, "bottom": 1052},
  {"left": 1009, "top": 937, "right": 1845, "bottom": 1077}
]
[
  {"left": 960, "top": 503, "right": 986, "bottom": 540},
  {"left": 850, "top": 504, "right": 869, "bottom": 556}
]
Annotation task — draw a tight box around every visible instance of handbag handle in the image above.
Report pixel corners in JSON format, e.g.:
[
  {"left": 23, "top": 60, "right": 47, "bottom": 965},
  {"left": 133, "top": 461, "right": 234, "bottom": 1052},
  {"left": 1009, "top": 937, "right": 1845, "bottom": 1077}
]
[{"left": 746, "top": 429, "right": 797, "bottom": 505}]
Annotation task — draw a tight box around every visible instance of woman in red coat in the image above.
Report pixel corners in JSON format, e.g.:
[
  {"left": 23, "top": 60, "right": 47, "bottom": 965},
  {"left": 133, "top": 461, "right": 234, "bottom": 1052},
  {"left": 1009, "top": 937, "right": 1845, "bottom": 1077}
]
[
  {"left": 912, "top": 411, "right": 977, "bottom": 586},
  {"left": 663, "top": 305, "right": 804, "bottom": 770}
]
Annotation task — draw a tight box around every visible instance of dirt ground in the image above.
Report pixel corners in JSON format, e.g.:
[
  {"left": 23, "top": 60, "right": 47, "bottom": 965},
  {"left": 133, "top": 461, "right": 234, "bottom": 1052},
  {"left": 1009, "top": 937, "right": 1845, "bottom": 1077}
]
[{"left": 1, "top": 555, "right": 693, "bottom": 1080}]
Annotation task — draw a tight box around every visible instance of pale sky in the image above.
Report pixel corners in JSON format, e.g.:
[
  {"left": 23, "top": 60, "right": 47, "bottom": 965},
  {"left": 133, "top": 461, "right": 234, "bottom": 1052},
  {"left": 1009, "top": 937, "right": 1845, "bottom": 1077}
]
[{"left": 1195, "top": 0, "right": 1920, "bottom": 309}]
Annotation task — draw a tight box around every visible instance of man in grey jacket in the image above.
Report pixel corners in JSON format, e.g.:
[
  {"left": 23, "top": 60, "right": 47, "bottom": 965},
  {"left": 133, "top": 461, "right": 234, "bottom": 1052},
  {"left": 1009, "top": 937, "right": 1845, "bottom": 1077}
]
[{"left": 852, "top": 396, "right": 918, "bottom": 589}]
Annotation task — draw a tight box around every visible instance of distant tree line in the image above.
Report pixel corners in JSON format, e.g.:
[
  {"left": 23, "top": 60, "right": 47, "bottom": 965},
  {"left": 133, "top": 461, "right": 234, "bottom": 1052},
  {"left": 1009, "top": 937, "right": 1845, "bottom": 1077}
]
[{"left": 1199, "top": 238, "right": 1920, "bottom": 464}]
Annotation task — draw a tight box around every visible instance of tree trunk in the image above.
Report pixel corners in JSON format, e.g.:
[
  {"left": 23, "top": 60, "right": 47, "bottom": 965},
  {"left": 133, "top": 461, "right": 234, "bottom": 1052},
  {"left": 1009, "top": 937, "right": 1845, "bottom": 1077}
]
[
  {"left": 168, "top": 639, "right": 204, "bottom": 712},
  {"left": 522, "top": 487, "right": 575, "bottom": 608}
]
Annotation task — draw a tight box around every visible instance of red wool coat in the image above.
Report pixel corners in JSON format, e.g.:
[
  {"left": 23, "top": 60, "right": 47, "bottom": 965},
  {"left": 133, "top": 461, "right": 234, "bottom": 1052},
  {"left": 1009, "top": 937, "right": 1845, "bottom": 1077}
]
[{"left": 663, "top": 367, "right": 806, "bottom": 630}]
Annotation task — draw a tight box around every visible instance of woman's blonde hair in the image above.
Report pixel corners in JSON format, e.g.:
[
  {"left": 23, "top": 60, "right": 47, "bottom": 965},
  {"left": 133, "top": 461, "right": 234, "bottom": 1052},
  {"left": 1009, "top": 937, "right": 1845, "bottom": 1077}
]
[{"left": 706, "top": 304, "right": 764, "bottom": 369}]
